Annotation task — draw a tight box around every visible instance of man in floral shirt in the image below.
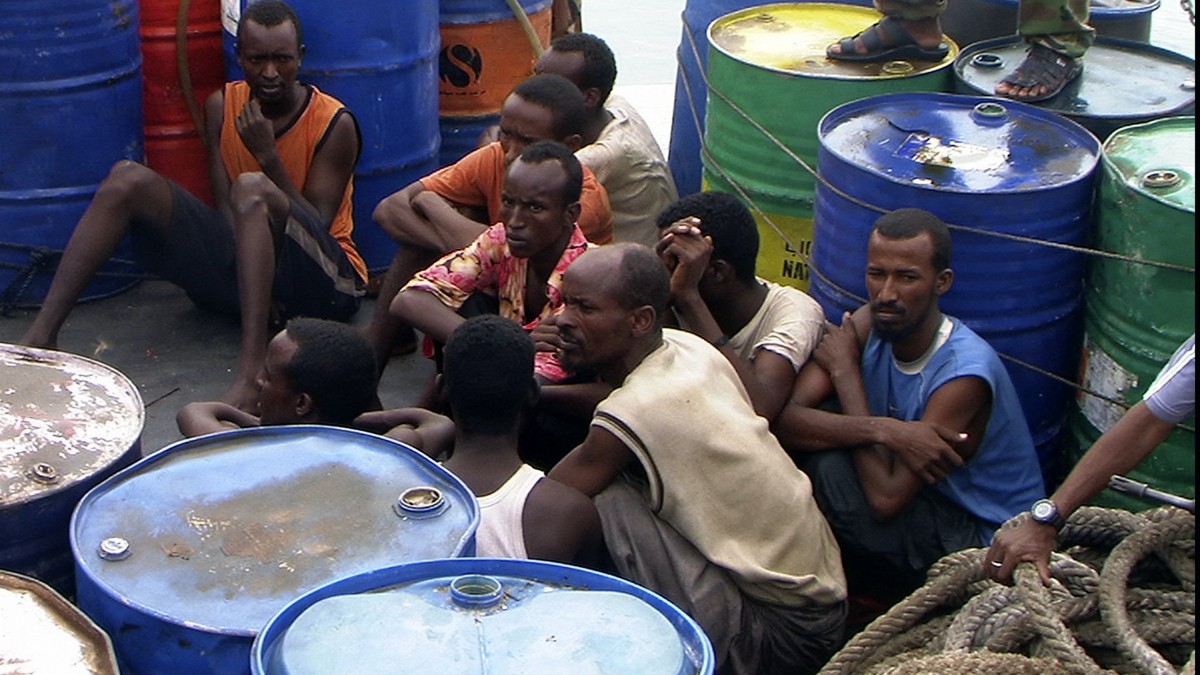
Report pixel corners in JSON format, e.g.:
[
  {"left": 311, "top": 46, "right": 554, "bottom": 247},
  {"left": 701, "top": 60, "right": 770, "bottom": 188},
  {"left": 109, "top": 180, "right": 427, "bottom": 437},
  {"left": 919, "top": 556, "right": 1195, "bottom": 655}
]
[{"left": 392, "top": 141, "right": 592, "bottom": 385}]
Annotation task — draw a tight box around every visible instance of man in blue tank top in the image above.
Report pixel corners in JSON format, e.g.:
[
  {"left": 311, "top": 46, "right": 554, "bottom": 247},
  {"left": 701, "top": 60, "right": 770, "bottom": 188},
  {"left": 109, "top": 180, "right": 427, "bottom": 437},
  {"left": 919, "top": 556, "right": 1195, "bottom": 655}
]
[{"left": 774, "top": 208, "right": 1045, "bottom": 597}]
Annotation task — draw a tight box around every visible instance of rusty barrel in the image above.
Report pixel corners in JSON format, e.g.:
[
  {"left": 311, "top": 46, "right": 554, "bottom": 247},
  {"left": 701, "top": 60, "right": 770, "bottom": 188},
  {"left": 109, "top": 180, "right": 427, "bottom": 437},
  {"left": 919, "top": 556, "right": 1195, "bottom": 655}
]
[{"left": 71, "top": 425, "right": 479, "bottom": 674}]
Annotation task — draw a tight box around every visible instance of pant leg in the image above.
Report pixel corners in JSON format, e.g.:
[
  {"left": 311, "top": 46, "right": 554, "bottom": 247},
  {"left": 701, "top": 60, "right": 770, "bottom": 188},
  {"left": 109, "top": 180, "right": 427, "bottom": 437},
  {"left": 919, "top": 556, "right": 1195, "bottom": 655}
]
[
  {"left": 595, "top": 479, "right": 746, "bottom": 671},
  {"left": 1019, "top": 0, "right": 1094, "bottom": 57},
  {"left": 799, "top": 450, "right": 983, "bottom": 595},
  {"left": 873, "top": 0, "right": 946, "bottom": 21}
]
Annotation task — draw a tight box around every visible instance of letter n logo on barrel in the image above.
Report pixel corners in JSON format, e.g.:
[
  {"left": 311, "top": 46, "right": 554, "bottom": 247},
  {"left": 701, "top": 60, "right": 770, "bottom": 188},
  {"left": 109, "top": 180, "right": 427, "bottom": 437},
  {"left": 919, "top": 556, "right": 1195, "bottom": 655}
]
[{"left": 440, "top": 44, "right": 483, "bottom": 88}]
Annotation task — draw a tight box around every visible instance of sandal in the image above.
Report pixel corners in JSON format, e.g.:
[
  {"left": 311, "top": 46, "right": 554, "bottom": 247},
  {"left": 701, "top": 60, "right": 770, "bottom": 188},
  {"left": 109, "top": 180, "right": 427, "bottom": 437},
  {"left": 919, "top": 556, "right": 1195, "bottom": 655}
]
[
  {"left": 826, "top": 16, "right": 950, "bottom": 63},
  {"left": 996, "top": 43, "right": 1083, "bottom": 103}
]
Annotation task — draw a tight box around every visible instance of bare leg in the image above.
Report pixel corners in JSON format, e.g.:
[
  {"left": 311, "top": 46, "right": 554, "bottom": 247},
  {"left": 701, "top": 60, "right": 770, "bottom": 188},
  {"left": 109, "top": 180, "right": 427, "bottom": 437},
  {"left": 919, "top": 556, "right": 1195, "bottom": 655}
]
[
  {"left": 362, "top": 245, "right": 438, "bottom": 373},
  {"left": 20, "top": 161, "right": 175, "bottom": 347},
  {"left": 221, "top": 172, "right": 290, "bottom": 412}
]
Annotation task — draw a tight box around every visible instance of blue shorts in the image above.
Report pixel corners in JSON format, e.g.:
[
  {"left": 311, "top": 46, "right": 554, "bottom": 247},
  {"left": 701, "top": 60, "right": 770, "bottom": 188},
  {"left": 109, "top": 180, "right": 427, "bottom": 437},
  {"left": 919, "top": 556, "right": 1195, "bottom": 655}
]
[{"left": 133, "top": 183, "right": 362, "bottom": 321}]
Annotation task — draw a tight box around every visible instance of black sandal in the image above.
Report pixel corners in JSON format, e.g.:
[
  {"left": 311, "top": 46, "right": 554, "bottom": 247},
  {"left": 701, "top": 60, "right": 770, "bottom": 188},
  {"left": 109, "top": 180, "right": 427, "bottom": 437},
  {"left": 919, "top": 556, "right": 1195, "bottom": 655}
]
[
  {"left": 997, "top": 43, "right": 1083, "bottom": 102},
  {"left": 826, "top": 16, "right": 950, "bottom": 63}
]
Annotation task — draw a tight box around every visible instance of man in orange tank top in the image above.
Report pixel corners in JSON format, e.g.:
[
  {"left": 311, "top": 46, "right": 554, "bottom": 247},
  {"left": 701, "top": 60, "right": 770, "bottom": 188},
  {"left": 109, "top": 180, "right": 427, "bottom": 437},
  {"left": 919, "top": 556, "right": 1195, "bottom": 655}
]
[{"left": 20, "top": 0, "right": 365, "bottom": 415}]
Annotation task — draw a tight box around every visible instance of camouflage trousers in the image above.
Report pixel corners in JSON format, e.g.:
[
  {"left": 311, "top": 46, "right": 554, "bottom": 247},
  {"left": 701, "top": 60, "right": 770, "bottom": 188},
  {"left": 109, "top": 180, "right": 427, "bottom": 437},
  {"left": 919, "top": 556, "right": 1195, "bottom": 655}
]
[{"left": 874, "top": 0, "right": 1094, "bottom": 57}]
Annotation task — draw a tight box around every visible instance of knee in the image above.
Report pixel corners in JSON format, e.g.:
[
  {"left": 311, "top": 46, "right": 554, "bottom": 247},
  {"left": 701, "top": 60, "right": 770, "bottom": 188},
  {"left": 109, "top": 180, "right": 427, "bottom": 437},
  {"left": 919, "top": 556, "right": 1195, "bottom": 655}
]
[
  {"left": 97, "top": 160, "right": 159, "bottom": 202},
  {"left": 230, "top": 172, "right": 282, "bottom": 222}
]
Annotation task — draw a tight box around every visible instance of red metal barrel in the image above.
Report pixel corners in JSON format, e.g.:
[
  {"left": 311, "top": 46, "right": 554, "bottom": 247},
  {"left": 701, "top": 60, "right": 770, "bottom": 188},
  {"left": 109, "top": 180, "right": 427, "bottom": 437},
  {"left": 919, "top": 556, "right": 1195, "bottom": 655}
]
[{"left": 140, "top": 0, "right": 225, "bottom": 206}]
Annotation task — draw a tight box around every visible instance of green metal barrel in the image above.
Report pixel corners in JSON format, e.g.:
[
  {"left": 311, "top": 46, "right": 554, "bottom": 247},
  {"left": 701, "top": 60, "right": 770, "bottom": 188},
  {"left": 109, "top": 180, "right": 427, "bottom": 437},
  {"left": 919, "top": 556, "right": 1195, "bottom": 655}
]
[
  {"left": 701, "top": 3, "right": 957, "bottom": 290},
  {"left": 1071, "top": 117, "right": 1195, "bottom": 510}
]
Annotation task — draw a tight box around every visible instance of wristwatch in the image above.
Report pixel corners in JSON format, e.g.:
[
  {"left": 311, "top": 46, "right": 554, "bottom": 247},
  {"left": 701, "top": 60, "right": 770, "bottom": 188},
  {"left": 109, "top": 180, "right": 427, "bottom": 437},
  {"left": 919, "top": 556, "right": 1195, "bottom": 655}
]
[{"left": 1030, "top": 498, "right": 1066, "bottom": 530}]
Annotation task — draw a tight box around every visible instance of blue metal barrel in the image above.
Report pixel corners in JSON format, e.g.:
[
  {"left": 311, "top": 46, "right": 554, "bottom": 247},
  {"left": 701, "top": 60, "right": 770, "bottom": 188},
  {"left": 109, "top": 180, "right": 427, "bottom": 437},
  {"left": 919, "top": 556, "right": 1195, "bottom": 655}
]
[
  {"left": 955, "top": 36, "right": 1195, "bottom": 143},
  {"left": 252, "top": 557, "right": 715, "bottom": 674},
  {"left": 221, "top": 0, "right": 440, "bottom": 274},
  {"left": 438, "top": 0, "right": 552, "bottom": 168},
  {"left": 667, "top": 0, "right": 874, "bottom": 196},
  {"left": 0, "top": 0, "right": 144, "bottom": 307},
  {"left": 0, "top": 570, "right": 120, "bottom": 673},
  {"left": 0, "top": 344, "right": 144, "bottom": 596},
  {"left": 71, "top": 425, "right": 479, "bottom": 675},
  {"left": 811, "top": 92, "right": 1101, "bottom": 481}
]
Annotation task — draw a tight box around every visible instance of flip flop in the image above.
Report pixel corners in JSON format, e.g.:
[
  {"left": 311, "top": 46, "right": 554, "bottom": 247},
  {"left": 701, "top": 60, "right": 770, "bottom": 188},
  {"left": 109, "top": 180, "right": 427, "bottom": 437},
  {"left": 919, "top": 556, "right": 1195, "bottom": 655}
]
[
  {"left": 996, "top": 43, "right": 1083, "bottom": 103},
  {"left": 826, "top": 16, "right": 950, "bottom": 63}
]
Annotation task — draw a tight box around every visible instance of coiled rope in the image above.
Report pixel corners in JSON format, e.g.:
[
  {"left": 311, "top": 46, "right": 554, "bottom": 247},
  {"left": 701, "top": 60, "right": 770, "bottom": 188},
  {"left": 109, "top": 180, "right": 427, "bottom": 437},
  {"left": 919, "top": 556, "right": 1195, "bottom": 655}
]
[{"left": 818, "top": 506, "right": 1195, "bottom": 674}]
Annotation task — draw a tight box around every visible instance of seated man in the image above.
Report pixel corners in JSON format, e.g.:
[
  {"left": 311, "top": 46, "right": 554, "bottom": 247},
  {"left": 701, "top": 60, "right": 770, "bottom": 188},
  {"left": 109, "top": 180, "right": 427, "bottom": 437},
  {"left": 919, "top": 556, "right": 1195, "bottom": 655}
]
[
  {"left": 439, "top": 315, "right": 601, "bottom": 564},
  {"left": 391, "top": 141, "right": 592, "bottom": 386},
  {"left": 179, "top": 316, "right": 455, "bottom": 453},
  {"left": 518, "top": 32, "right": 678, "bottom": 248},
  {"left": 655, "top": 192, "right": 824, "bottom": 421},
  {"left": 178, "top": 318, "right": 378, "bottom": 433},
  {"left": 365, "top": 74, "right": 613, "bottom": 367},
  {"left": 21, "top": 0, "right": 365, "bottom": 412},
  {"left": 986, "top": 334, "right": 1195, "bottom": 583},
  {"left": 773, "top": 208, "right": 1046, "bottom": 595},
  {"left": 548, "top": 244, "right": 848, "bottom": 675}
]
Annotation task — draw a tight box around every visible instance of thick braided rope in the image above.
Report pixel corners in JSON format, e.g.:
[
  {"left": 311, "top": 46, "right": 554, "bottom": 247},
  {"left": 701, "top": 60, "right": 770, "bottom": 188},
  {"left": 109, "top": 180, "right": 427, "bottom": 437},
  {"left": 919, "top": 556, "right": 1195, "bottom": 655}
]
[
  {"left": 1014, "top": 564, "right": 1104, "bottom": 673},
  {"left": 1099, "top": 512, "right": 1197, "bottom": 675},
  {"left": 818, "top": 549, "right": 986, "bottom": 674}
]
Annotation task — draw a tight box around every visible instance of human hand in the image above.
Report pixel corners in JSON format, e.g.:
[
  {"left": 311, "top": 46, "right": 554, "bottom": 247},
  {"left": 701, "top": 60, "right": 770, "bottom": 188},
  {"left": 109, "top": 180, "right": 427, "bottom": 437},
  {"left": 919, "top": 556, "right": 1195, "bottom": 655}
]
[
  {"left": 813, "top": 312, "right": 862, "bottom": 380},
  {"left": 531, "top": 313, "right": 563, "bottom": 354},
  {"left": 885, "top": 418, "right": 967, "bottom": 484},
  {"left": 654, "top": 219, "right": 711, "bottom": 300},
  {"left": 236, "top": 99, "right": 276, "bottom": 162},
  {"left": 983, "top": 517, "right": 1056, "bottom": 585}
]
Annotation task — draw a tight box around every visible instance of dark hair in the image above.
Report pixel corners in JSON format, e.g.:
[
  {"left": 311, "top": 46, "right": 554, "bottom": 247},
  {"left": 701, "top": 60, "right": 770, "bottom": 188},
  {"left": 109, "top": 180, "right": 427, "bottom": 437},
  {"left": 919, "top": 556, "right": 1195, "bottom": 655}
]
[
  {"left": 237, "top": 0, "right": 303, "bottom": 50},
  {"left": 656, "top": 192, "right": 759, "bottom": 282},
  {"left": 282, "top": 318, "right": 376, "bottom": 426},
  {"left": 518, "top": 140, "right": 583, "bottom": 204},
  {"left": 549, "top": 33, "right": 617, "bottom": 103},
  {"left": 443, "top": 315, "right": 535, "bottom": 435},
  {"left": 872, "top": 208, "right": 953, "bottom": 272},
  {"left": 511, "top": 74, "right": 587, "bottom": 141},
  {"left": 611, "top": 244, "right": 670, "bottom": 317}
]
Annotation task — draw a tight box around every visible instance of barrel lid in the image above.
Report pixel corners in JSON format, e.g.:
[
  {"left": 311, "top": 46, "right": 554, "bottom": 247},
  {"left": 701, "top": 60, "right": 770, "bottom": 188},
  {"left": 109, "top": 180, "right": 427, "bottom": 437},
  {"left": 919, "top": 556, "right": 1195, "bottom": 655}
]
[
  {"left": 818, "top": 92, "right": 1101, "bottom": 192},
  {"left": 708, "top": 3, "right": 957, "bottom": 79},
  {"left": 70, "top": 425, "right": 479, "bottom": 635},
  {"left": 1, "top": 344, "right": 143, "bottom": 508},
  {"left": 955, "top": 36, "right": 1195, "bottom": 123},
  {"left": 260, "top": 560, "right": 705, "bottom": 675},
  {"left": 1102, "top": 117, "right": 1196, "bottom": 212},
  {"left": 0, "top": 570, "right": 119, "bottom": 674}
]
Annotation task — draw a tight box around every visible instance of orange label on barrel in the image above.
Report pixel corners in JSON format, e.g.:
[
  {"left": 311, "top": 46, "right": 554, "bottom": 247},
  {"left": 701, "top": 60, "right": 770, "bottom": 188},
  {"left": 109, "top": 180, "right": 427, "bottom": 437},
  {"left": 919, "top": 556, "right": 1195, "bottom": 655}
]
[{"left": 438, "top": 8, "right": 551, "bottom": 116}]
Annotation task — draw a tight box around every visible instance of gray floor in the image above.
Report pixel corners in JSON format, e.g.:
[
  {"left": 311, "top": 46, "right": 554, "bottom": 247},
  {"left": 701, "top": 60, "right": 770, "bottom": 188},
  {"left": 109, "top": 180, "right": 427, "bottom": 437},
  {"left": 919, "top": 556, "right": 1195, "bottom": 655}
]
[{"left": 0, "top": 283, "right": 434, "bottom": 456}]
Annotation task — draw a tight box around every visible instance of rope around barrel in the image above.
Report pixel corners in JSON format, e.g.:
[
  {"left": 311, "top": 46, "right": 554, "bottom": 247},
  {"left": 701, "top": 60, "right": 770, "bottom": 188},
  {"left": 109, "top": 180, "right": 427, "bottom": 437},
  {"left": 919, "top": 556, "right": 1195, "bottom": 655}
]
[
  {"left": 675, "top": 20, "right": 1196, "bottom": 433},
  {"left": 818, "top": 506, "right": 1195, "bottom": 674}
]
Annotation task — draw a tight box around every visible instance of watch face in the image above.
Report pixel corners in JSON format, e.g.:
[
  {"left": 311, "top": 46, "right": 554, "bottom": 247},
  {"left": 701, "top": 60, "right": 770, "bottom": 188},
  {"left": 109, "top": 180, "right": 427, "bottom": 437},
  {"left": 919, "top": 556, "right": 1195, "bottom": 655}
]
[{"left": 1032, "top": 500, "right": 1055, "bottom": 521}]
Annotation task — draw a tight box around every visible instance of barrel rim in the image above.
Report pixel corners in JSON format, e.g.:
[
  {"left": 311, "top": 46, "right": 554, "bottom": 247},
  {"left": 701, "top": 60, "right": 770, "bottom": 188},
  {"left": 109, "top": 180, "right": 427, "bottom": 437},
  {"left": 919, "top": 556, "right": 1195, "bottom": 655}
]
[
  {"left": 0, "top": 569, "right": 121, "bottom": 673},
  {"left": 250, "top": 556, "right": 717, "bottom": 674},
  {"left": 817, "top": 91, "right": 1103, "bottom": 194},
  {"left": 1100, "top": 115, "right": 1197, "bottom": 214},
  {"left": 68, "top": 424, "right": 480, "bottom": 636},
  {"left": 706, "top": 2, "right": 958, "bottom": 80}
]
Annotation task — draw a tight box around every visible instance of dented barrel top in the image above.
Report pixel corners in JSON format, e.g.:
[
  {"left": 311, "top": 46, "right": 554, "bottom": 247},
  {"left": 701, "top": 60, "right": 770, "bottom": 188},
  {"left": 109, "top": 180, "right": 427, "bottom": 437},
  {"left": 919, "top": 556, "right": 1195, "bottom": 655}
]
[
  {"left": 71, "top": 425, "right": 479, "bottom": 635},
  {"left": 1, "top": 344, "right": 144, "bottom": 507},
  {"left": 818, "top": 92, "right": 1102, "bottom": 193},
  {"left": 1102, "top": 117, "right": 1196, "bottom": 212},
  {"left": 708, "top": 3, "right": 957, "bottom": 79},
  {"left": 0, "top": 570, "right": 119, "bottom": 674}
]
